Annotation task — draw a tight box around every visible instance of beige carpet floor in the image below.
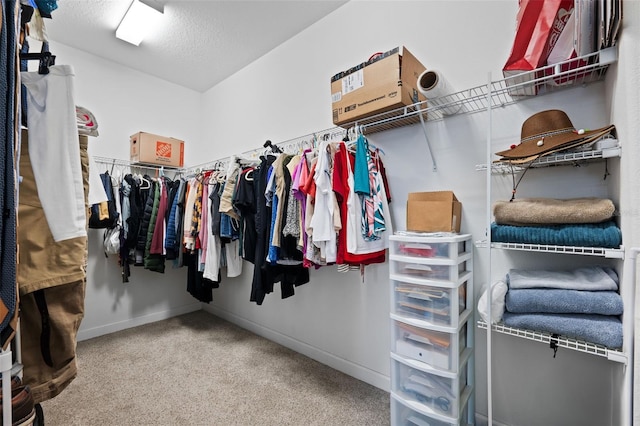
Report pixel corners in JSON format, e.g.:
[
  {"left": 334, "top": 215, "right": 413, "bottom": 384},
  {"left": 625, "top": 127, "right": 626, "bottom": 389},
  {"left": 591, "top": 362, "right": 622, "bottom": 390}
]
[{"left": 40, "top": 310, "right": 390, "bottom": 425}]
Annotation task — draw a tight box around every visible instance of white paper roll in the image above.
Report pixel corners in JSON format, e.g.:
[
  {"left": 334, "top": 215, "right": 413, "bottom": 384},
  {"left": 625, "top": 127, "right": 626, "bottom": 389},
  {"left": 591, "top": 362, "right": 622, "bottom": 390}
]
[{"left": 417, "top": 70, "right": 461, "bottom": 115}]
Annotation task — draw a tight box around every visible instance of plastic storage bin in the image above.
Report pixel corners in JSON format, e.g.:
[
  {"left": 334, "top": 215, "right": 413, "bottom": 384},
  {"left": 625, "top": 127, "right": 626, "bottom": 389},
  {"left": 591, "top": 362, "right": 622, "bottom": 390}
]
[
  {"left": 391, "top": 391, "right": 471, "bottom": 426},
  {"left": 391, "top": 353, "right": 470, "bottom": 418},
  {"left": 390, "top": 259, "right": 469, "bottom": 282},
  {"left": 391, "top": 238, "right": 469, "bottom": 262},
  {"left": 391, "top": 279, "right": 469, "bottom": 327},
  {"left": 391, "top": 315, "right": 469, "bottom": 372}
]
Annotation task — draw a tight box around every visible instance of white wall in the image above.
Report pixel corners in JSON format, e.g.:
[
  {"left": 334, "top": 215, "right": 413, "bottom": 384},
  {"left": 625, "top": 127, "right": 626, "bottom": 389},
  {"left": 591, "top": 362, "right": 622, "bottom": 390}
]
[
  {"left": 36, "top": 43, "right": 204, "bottom": 340},
  {"left": 199, "top": 1, "right": 634, "bottom": 425},
  {"left": 45, "top": 1, "right": 639, "bottom": 425},
  {"left": 613, "top": 2, "right": 640, "bottom": 425}
]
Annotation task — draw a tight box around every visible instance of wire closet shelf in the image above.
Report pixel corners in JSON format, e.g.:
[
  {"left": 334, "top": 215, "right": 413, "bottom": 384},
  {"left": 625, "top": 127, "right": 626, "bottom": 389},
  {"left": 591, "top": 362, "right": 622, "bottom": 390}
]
[
  {"left": 477, "top": 321, "right": 627, "bottom": 363},
  {"left": 476, "top": 137, "right": 621, "bottom": 174},
  {"left": 342, "top": 47, "right": 617, "bottom": 134},
  {"left": 474, "top": 241, "right": 625, "bottom": 259}
]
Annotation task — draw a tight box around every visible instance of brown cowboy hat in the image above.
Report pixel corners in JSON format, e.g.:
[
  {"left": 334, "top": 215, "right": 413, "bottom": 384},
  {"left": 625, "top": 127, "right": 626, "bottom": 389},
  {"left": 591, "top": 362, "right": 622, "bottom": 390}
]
[{"left": 495, "top": 109, "right": 615, "bottom": 161}]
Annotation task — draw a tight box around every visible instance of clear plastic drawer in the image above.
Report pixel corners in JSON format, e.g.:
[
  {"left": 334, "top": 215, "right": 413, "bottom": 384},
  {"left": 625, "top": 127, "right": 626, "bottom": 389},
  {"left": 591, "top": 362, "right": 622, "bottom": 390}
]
[
  {"left": 391, "top": 391, "right": 471, "bottom": 425},
  {"left": 391, "top": 354, "right": 469, "bottom": 419},
  {"left": 390, "top": 259, "right": 469, "bottom": 283},
  {"left": 392, "top": 280, "right": 468, "bottom": 327},
  {"left": 391, "top": 239, "right": 469, "bottom": 262},
  {"left": 391, "top": 316, "right": 469, "bottom": 373}
]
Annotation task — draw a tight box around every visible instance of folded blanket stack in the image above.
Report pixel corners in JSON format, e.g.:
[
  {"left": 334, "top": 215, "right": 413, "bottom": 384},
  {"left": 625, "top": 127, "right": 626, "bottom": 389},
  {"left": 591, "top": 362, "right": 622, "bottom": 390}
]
[
  {"left": 502, "top": 267, "right": 623, "bottom": 349},
  {"left": 491, "top": 198, "right": 621, "bottom": 248}
]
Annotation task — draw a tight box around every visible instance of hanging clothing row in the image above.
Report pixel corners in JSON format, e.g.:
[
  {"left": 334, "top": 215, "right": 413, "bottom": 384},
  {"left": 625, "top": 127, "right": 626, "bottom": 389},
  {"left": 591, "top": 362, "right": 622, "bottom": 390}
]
[{"left": 93, "top": 128, "right": 393, "bottom": 306}]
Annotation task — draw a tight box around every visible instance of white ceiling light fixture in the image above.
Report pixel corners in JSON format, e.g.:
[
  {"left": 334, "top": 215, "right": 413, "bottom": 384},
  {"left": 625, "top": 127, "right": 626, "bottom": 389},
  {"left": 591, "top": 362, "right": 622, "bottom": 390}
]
[{"left": 116, "top": 0, "right": 164, "bottom": 46}]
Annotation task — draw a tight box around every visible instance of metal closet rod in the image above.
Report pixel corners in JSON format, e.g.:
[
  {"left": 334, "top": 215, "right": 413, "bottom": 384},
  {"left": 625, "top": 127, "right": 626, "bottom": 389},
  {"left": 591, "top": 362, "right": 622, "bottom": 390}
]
[
  {"left": 92, "top": 156, "right": 179, "bottom": 173},
  {"left": 185, "top": 126, "right": 347, "bottom": 174},
  {"left": 92, "top": 126, "right": 349, "bottom": 176}
]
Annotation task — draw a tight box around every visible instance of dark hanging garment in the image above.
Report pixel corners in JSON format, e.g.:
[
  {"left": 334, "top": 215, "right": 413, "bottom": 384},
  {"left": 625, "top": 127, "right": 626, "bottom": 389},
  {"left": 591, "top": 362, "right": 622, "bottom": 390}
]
[
  {"left": 165, "top": 179, "right": 185, "bottom": 261},
  {"left": 184, "top": 251, "right": 217, "bottom": 303},
  {"left": 209, "top": 182, "right": 222, "bottom": 236},
  {"left": 276, "top": 161, "right": 303, "bottom": 265},
  {"left": 88, "top": 171, "right": 119, "bottom": 229},
  {"left": 250, "top": 155, "right": 276, "bottom": 305},
  {"left": 150, "top": 180, "right": 169, "bottom": 254},
  {"left": 175, "top": 180, "right": 188, "bottom": 268},
  {"left": 234, "top": 167, "right": 257, "bottom": 264},
  {"left": 144, "top": 181, "right": 165, "bottom": 273},
  {"left": 123, "top": 174, "right": 142, "bottom": 250},
  {"left": 0, "top": 0, "right": 18, "bottom": 348},
  {"left": 136, "top": 178, "right": 155, "bottom": 264},
  {"left": 264, "top": 263, "right": 310, "bottom": 300}
]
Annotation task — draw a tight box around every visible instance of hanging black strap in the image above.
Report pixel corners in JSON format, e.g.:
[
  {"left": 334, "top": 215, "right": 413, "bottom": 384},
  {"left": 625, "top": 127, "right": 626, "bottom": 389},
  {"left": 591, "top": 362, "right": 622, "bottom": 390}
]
[
  {"left": 550, "top": 334, "right": 559, "bottom": 358},
  {"left": 33, "top": 290, "right": 54, "bottom": 367}
]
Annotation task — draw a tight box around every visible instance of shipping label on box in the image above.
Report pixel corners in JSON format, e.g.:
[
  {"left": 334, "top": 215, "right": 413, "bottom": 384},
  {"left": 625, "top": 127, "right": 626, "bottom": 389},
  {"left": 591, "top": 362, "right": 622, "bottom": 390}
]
[
  {"left": 406, "top": 191, "right": 462, "bottom": 233},
  {"left": 330, "top": 46, "right": 427, "bottom": 126},
  {"left": 130, "top": 132, "right": 184, "bottom": 168}
]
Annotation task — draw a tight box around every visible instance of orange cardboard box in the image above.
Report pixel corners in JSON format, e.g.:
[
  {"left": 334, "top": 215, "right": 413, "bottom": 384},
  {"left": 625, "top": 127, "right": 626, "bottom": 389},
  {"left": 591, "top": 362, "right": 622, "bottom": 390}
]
[{"left": 130, "top": 131, "right": 184, "bottom": 168}]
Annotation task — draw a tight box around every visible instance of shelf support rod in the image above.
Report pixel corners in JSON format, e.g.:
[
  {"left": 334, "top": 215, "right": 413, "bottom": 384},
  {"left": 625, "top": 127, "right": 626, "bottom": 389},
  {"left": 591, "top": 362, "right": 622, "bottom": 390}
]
[
  {"left": 417, "top": 107, "right": 437, "bottom": 172},
  {"left": 485, "top": 71, "right": 494, "bottom": 426},
  {"left": 0, "top": 349, "right": 12, "bottom": 425},
  {"left": 622, "top": 247, "right": 639, "bottom": 426}
]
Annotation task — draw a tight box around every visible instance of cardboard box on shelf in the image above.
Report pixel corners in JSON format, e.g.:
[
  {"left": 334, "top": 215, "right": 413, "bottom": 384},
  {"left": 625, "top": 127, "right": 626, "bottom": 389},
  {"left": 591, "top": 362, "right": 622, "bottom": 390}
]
[
  {"left": 330, "top": 46, "right": 427, "bottom": 126},
  {"left": 406, "top": 191, "right": 462, "bottom": 233},
  {"left": 130, "top": 131, "right": 184, "bottom": 168}
]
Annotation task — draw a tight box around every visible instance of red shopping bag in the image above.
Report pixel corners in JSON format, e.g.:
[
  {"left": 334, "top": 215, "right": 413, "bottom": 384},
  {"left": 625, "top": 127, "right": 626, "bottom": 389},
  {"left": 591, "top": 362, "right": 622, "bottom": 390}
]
[{"left": 503, "top": 0, "right": 574, "bottom": 95}]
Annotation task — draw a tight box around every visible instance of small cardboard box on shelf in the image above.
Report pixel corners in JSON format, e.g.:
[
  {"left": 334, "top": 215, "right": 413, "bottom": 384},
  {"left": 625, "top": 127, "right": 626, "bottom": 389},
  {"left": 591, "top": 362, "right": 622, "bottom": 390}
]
[
  {"left": 330, "top": 46, "right": 427, "bottom": 126},
  {"left": 406, "top": 191, "right": 462, "bottom": 233},
  {"left": 130, "top": 131, "right": 184, "bottom": 168}
]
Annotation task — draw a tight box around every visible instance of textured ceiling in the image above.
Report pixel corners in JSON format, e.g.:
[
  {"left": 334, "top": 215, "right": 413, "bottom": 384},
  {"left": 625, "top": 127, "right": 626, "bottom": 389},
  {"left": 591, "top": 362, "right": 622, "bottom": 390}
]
[{"left": 44, "top": 0, "right": 348, "bottom": 92}]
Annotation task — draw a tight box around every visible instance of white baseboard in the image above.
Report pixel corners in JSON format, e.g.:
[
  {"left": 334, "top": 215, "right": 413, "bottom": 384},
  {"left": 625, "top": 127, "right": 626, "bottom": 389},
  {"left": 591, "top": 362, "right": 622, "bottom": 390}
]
[
  {"left": 77, "top": 303, "right": 202, "bottom": 341},
  {"left": 474, "top": 413, "right": 510, "bottom": 426},
  {"left": 203, "top": 304, "right": 391, "bottom": 391}
]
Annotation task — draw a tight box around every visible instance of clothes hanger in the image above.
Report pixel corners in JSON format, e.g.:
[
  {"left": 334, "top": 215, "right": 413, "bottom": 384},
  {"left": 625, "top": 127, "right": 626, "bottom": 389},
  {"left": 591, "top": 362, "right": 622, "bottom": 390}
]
[
  {"left": 138, "top": 175, "right": 151, "bottom": 190},
  {"left": 347, "top": 126, "right": 386, "bottom": 156},
  {"left": 263, "top": 139, "right": 283, "bottom": 154}
]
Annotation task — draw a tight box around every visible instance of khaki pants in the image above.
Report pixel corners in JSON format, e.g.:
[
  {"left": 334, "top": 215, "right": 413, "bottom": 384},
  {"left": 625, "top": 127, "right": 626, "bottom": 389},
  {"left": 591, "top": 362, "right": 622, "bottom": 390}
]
[{"left": 18, "top": 130, "right": 89, "bottom": 403}]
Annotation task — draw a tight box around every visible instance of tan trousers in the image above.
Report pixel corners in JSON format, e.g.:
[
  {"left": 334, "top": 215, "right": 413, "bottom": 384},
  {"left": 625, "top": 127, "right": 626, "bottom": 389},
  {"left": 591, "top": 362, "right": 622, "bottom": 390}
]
[{"left": 18, "top": 130, "right": 89, "bottom": 404}]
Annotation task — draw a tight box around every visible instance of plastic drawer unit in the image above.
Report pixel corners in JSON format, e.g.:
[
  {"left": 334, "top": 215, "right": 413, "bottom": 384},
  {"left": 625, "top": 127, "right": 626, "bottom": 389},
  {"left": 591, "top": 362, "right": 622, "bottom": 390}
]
[{"left": 389, "top": 233, "right": 474, "bottom": 426}]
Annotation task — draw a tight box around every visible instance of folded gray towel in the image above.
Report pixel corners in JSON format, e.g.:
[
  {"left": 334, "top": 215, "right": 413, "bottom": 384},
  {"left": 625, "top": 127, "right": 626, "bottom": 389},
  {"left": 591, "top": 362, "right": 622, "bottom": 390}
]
[{"left": 507, "top": 266, "right": 619, "bottom": 291}]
